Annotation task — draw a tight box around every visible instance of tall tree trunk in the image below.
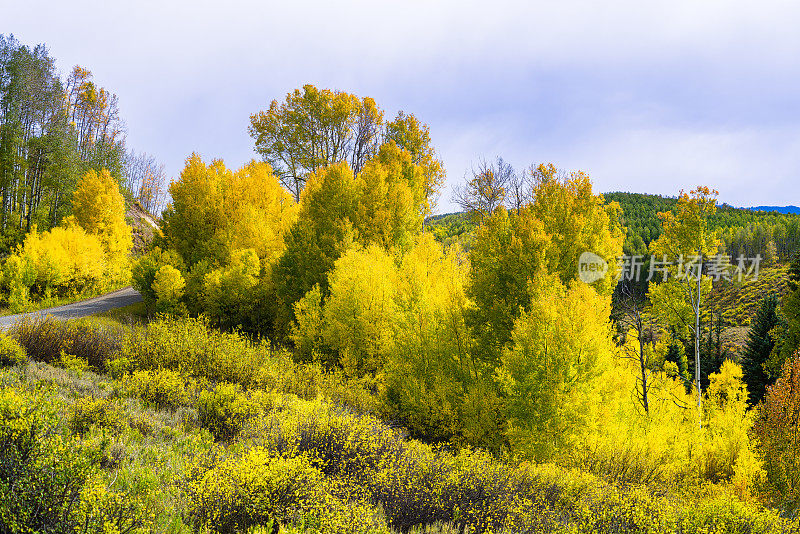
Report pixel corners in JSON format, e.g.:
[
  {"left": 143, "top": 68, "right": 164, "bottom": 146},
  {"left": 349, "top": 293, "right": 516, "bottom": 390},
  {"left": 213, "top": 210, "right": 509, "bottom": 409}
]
[{"left": 695, "top": 254, "right": 702, "bottom": 428}]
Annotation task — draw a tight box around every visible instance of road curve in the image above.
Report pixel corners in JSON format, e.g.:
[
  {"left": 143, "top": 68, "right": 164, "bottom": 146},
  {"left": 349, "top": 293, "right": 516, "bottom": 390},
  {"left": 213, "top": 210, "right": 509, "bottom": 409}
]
[{"left": 0, "top": 286, "right": 143, "bottom": 330}]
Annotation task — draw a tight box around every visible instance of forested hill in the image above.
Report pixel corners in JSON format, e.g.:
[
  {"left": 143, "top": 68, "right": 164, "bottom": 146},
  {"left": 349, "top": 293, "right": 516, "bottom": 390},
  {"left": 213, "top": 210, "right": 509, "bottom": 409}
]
[
  {"left": 427, "top": 192, "right": 800, "bottom": 261},
  {"left": 604, "top": 192, "right": 800, "bottom": 259}
]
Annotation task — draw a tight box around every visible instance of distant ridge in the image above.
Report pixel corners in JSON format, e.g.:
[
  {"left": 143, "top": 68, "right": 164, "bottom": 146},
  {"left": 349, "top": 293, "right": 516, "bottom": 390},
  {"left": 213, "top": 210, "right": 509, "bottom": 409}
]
[{"left": 747, "top": 206, "right": 800, "bottom": 214}]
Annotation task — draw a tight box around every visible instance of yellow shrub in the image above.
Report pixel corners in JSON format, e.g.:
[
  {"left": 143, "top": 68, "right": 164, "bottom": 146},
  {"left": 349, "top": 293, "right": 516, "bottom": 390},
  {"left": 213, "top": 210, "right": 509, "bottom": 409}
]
[
  {"left": 67, "top": 397, "right": 124, "bottom": 436},
  {"left": 123, "top": 368, "right": 196, "bottom": 410},
  {"left": 8, "top": 223, "right": 106, "bottom": 300},
  {"left": 152, "top": 264, "right": 185, "bottom": 314},
  {"left": 119, "top": 316, "right": 269, "bottom": 387},
  {"left": 0, "top": 334, "right": 26, "bottom": 366},
  {"left": 700, "top": 361, "right": 765, "bottom": 492},
  {"left": 197, "top": 382, "right": 272, "bottom": 441},
  {"left": 185, "top": 448, "right": 387, "bottom": 533}
]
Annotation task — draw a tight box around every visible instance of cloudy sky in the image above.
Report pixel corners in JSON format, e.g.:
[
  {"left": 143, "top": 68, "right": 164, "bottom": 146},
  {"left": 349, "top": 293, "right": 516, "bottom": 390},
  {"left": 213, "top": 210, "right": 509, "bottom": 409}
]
[{"left": 6, "top": 0, "right": 800, "bottom": 212}]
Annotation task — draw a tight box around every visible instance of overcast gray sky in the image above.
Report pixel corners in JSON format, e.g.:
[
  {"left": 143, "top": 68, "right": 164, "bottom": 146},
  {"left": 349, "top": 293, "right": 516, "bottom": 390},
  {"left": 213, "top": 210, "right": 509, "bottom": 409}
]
[{"left": 6, "top": 0, "right": 800, "bottom": 212}]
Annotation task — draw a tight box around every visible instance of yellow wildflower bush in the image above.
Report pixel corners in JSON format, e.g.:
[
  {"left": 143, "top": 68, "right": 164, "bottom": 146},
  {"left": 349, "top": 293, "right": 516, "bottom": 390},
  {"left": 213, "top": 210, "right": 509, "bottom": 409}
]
[
  {"left": 0, "top": 333, "right": 26, "bottom": 367},
  {"left": 185, "top": 448, "right": 388, "bottom": 533},
  {"left": 0, "top": 385, "right": 144, "bottom": 532},
  {"left": 67, "top": 396, "right": 125, "bottom": 436},
  {"left": 119, "top": 315, "right": 269, "bottom": 387},
  {"left": 123, "top": 368, "right": 197, "bottom": 410},
  {"left": 3, "top": 223, "right": 106, "bottom": 310},
  {"left": 198, "top": 382, "right": 273, "bottom": 441}
]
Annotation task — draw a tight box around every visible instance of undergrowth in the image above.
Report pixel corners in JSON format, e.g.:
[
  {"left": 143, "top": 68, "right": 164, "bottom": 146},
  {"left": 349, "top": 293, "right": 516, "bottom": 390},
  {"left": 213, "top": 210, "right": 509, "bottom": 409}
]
[{"left": 0, "top": 316, "right": 798, "bottom": 533}]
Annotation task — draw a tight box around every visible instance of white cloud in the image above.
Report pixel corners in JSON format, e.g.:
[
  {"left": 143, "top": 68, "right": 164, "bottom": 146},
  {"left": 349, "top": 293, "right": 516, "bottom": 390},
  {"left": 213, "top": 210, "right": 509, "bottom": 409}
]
[{"left": 6, "top": 0, "right": 800, "bottom": 209}]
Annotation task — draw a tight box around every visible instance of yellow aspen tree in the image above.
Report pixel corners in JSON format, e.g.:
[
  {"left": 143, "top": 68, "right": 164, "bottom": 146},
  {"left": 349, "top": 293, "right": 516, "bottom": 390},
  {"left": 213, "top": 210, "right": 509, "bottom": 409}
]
[
  {"left": 68, "top": 168, "right": 132, "bottom": 285},
  {"left": 499, "top": 275, "right": 615, "bottom": 462}
]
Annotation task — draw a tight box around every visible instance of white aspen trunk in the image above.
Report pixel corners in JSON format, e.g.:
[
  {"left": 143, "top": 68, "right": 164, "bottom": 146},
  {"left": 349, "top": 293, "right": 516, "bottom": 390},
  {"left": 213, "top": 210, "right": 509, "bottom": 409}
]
[{"left": 695, "top": 253, "right": 702, "bottom": 428}]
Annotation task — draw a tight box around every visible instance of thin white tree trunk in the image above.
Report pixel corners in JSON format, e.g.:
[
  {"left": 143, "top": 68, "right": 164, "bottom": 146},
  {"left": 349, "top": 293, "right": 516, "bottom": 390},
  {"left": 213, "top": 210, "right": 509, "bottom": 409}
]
[{"left": 695, "top": 253, "right": 702, "bottom": 428}]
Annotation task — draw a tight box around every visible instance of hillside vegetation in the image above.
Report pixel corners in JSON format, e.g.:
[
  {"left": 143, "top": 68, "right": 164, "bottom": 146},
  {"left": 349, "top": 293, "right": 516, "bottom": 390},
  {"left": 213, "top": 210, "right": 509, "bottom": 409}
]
[
  {"left": 3, "top": 45, "right": 800, "bottom": 533},
  {"left": 2, "top": 316, "right": 798, "bottom": 533}
]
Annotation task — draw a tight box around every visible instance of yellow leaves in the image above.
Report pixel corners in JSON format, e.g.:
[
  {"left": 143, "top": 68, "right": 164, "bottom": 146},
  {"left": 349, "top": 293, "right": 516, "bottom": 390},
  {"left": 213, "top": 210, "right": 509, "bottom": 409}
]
[
  {"left": 650, "top": 186, "right": 720, "bottom": 260},
  {"left": 163, "top": 156, "right": 297, "bottom": 270},
  {"left": 700, "top": 361, "right": 762, "bottom": 487},
  {"left": 528, "top": 168, "right": 625, "bottom": 294},
  {"left": 7, "top": 223, "right": 106, "bottom": 297},
  {"left": 71, "top": 168, "right": 132, "bottom": 257},
  {"left": 323, "top": 245, "right": 399, "bottom": 376},
  {"left": 500, "top": 275, "right": 616, "bottom": 461},
  {"left": 223, "top": 161, "right": 298, "bottom": 264},
  {"left": 355, "top": 143, "right": 423, "bottom": 251},
  {"left": 249, "top": 84, "right": 388, "bottom": 201},
  {"left": 152, "top": 265, "right": 185, "bottom": 306}
]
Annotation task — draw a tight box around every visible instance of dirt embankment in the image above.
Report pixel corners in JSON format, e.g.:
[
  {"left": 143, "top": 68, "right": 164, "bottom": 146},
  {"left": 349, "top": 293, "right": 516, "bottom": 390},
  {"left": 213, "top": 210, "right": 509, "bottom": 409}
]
[{"left": 126, "top": 201, "right": 160, "bottom": 254}]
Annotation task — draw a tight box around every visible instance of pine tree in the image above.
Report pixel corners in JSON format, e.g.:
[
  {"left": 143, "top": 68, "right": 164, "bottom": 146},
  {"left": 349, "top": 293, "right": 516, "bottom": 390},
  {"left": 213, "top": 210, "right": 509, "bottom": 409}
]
[
  {"left": 742, "top": 294, "right": 780, "bottom": 406},
  {"left": 788, "top": 253, "right": 800, "bottom": 291},
  {"left": 664, "top": 338, "right": 689, "bottom": 388}
]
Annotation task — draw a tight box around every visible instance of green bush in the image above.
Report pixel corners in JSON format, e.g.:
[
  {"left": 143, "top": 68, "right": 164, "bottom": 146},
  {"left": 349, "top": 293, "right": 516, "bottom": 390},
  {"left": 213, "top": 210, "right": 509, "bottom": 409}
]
[
  {"left": 0, "top": 386, "right": 142, "bottom": 533},
  {"left": 0, "top": 334, "right": 26, "bottom": 366},
  {"left": 123, "top": 368, "right": 197, "bottom": 410},
  {"left": 67, "top": 396, "right": 124, "bottom": 435},
  {"left": 198, "top": 382, "right": 272, "bottom": 441},
  {"left": 184, "top": 448, "right": 388, "bottom": 534}
]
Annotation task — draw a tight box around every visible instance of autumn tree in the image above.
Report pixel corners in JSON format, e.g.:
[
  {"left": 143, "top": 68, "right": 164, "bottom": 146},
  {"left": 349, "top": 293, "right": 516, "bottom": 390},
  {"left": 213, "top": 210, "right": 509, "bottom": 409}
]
[
  {"left": 68, "top": 168, "right": 132, "bottom": 283},
  {"left": 649, "top": 186, "right": 719, "bottom": 424},
  {"left": 615, "top": 282, "right": 659, "bottom": 414},
  {"left": 290, "top": 244, "right": 398, "bottom": 373},
  {"left": 0, "top": 35, "right": 144, "bottom": 246},
  {"left": 319, "top": 245, "right": 398, "bottom": 376},
  {"left": 249, "top": 85, "right": 445, "bottom": 210},
  {"left": 753, "top": 354, "right": 800, "bottom": 507},
  {"left": 355, "top": 142, "right": 425, "bottom": 250},
  {"left": 4, "top": 223, "right": 106, "bottom": 310},
  {"left": 701, "top": 361, "right": 761, "bottom": 486},
  {"left": 452, "top": 157, "right": 512, "bottom": 222},
  {"left": 384, "top": 235, "right": 502, "bottom": 449},
  {"left": 159, "top": 155, "right": 227, "bottom": 266},
  {"left": 273, "top": 145, "right": 429, "bottom": 339},
  {"left": 528, "top": 166, "right": 624, "bottom": 295},
  {"left": 466, "top": 207, "right": 548, "bottom": 365},
  {"left": 499, "top": 275, "right": 615, "bottom": 462},
  {"left": 202, "top": 248, "right": 262, "bottom": 330},
  {"left": 152, "top": 264, "right": 185, "bottom": 314},
  {"left": 160, "top": 155, "right": 297, "bottom": 269},
  {"left": 248, "top": 85, "right": 383, "bottom": 200},
  {"left": 272, "top": 162, "right": 360, "bottom": 336},
  {"left": 154, "top": 156, "right": 297, "bottom": 332},
  {"left": 384, "top": 111, "right": 444, "bottom": 214},
  {"left": 131, "top": 247, "right": 185, "bottom": 315},
  {"left": 466, "top": 168, "right": 623, "bottom": 365},
  {"left": 123, "top": 150, "right": 168, "bottom": 214}
]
